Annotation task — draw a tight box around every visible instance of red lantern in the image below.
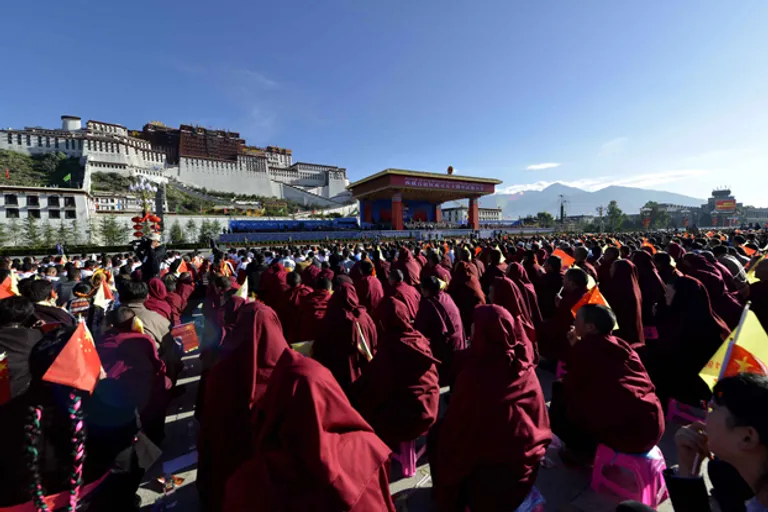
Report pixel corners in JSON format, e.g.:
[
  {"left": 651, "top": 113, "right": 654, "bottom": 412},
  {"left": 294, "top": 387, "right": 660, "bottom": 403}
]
[
  {"left": 133, "top": 224, "right": 144, "bottom": 230},
  {"left": 148, "top": 215, "right": 161, "bottom": 223},
  {"left": 153, "top": 223, "right": 161, "bottom": 230},
  {"left": 131, "top": 216, "right": 142, "bottom": 223},
  {"left": 133, "top": 232, "right": 143, "bottom": 238}
]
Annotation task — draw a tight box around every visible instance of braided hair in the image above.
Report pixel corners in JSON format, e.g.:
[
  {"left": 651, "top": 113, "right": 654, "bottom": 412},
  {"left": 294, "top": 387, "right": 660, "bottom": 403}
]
[{"left": 25, "top": 327, "right": 89, "bottom": 512}]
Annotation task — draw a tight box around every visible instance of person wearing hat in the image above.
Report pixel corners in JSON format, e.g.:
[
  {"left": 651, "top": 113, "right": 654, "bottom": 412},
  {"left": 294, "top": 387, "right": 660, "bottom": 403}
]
[{"left": 137, "top": 233, "right": 166, "bottom": 282}]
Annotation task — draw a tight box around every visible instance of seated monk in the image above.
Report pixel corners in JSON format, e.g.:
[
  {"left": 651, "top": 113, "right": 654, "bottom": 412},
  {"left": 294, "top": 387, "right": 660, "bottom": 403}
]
[
  {"left": 354, "top": 260, "right": 384, "bottom": 314},
  {"left": 549, "top": 304, "right": 664, "bottom": 465},
  {"left": 313, "top": 278, "right": 378, "bottom": 394},
  {"left": 223, "top": 350, "right": 396, "bottom": 511},
  {"left": 386, "top": 269, "right": 420, "bottom": 321},
  {"left": 749, "top": 259, "right": 768, "bottom": 332},
  {"left": 490, "top": 276, "right": 538, "bottom": 356},
  {"left": 479, "top": 248, "right": 508, "bottom": 297},
  {"left": 602, "top": 259, "right": 645, "bottom": 349},
  {"left": 420, "top": 251, "right": 451, "bottom": 286},
  {"left": 428, "top": 305, "right": 551, "bottom": 511},
  {"left": 197, "top": 301, "right": 289, "bottom": 512},
  {"left": 574, "top": 246, "right": 598, "bottom": 281},
  {"left": 414, "top": 276, "right": 466, "bottom": 386},
  {"left": 537, "top": 266, "right": 589, "bottom": 362},
  {"left": 162, "top": 275, "right": 184, "bottom": 326},
  {"left": 351, "top": 297, "right": 439, "bottom": 446},
  {"left": 294, "top": 277, "right": 333, "bottom": 343},
  {"left": 536, "top": 255, "right": 565, "bottom": 320},
  {"left": 277, "top": 271, "right": 312, "bottom": 343},
  {"left": 447, "top": 261, "right": 486, "bottom": 338}
]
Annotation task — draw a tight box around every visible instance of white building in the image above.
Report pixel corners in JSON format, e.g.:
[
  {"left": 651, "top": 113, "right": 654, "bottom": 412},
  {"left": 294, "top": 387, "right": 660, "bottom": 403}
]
[
  {"left": 0, "top": 185, "right": 92, "bottom": 223},
  {"left": 441, "top": 205, "right": 503, "bottom": 224},
  {"left": 92, "top": 191, "right": 143, "bottom": 213}
]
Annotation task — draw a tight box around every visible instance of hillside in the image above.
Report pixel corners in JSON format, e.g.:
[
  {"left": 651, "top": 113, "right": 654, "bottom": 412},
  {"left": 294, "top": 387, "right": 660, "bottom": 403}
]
[
  {"left": 0, "top": 149, "right": 84, "bottom": 188},
  {"left": 479, "top": 183, "right": 704, "bottom": 218}
]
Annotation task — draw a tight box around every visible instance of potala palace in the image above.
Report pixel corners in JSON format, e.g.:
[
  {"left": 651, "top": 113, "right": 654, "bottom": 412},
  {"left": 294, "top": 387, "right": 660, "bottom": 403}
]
[{"left": 0, "top": 115, "right": 351, "bottom": 207}]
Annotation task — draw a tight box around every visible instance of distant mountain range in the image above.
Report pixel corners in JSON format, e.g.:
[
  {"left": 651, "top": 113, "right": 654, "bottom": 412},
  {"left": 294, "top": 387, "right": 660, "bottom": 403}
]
[{"left": 477, "top": 183, "right": 705, "bottom": 219}]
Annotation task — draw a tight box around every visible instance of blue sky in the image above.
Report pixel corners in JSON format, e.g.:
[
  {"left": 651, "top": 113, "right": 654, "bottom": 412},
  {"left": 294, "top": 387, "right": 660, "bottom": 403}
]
[{"left": 2, "top": 1, "right": 767, "bottom": 206}]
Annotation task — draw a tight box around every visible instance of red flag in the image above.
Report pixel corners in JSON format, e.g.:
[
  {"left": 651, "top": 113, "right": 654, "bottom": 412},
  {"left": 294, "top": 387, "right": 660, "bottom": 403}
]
[
  {"left": 177, "top": 260, "right": 189, "bottom": 274},
  {"left": 741, "top": 245, "right": 757, "bottom": 257},
  {"left": 552, "top": 248, "right": 575, "bottom": 268},
  {"left": 171, "top": 322, "right": 200, "bottom": 353},
  {"left": 42, "top": 322, "right": 102, "bottom": 393},
  {"left": 0, "top": 277, "right": 16, "bottom": 299},
  {"left": 102, "top": 280, "right": 114, "bottom": 300},
  {"left": 4, "top": 168, "right": 9, "bottom": 180},
  {"left": 571, "top": 286, "right": 610, "bottom": 317}
]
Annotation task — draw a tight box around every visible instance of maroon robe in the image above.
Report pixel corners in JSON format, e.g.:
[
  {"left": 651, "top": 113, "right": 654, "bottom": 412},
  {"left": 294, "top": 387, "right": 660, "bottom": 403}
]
[
  {"left": 560, "top": 333, "right": 664, "bottom": 453},
  {"left": 394, "top": 248, "right": 421, "bottom": 287},
  {"left": 630, "top": 251, "right": 666, "bottom": 324},
  {"left": 447, "top": 262, "right": 486, "bottom": 338},
  {"left": 300, "top": 263, "right": 321, "bottom": 288},
  {"left": 506, "top": 262, "right": 543, "bottom": 328},
  {"left": 575, "top": 260, "right": 598, "bottom": 281},
  {"left": 420, "top": 262, "right": 451, "bottom": 286},
  {"left": 491, "top": 276, "right": 538, "bottom": 355},
  {"left": 682, "top": 254, "right": 744, "bottom": 329},
  {"left": 164, "top": 291, "right": 184, "bottom": 326},
  {"left": 313, "top": 282, "right": 378, "bottom": 394},
  {"left": 750, "top": 280, "right": 768, "bottom": 332},
  {"left": 177, "top": 277, "right": 195, "bottom": 307},
  {"left": 414, "top": 291, "right": 466, "bottom": 386},
  {"left": 602, "top": 260, "right": 644, "bottom": 348},
  {"left": 259, "top": 262, "right": 288, "bottom": 308},
  {"left": 145, "top": 278, "right": 172, "bottom": 321},
  {"left": 537, "top": 286, "right": 586, "bottom": 362},
  {"left": 597, "top": 259, "right": 613, "bottom": 289},
  {"left": 429, "top": 305, "right": 551, "bottom": 511},
  {"left": 352, "top": 297, "right": 440, "bottom": 446},
  {"left": 355, "top": 275, "right": 385, "bottom": 314},
  {"left": 223, "top": 350, "right": 395, "bottom": 512},
  {"left": 480, "top": 263, "right": 508, "bottom": 298},
  {"left": 667, "top": 242, "right": 686, "bottom": 263},
  {"left": 535, "top": 268, "right": 565, "bottom": 321},
  {"left": 198, "top": 302, "right": 290, "bottom": 512},
  {"left": 387, "top": 281, "right": 421, "bottom": 321},
  {"left": 295, "top": 289, "right": 331, "bottom": 343},
  {"left": 277, "top": 284, "right": 312, "bottom": 343}
]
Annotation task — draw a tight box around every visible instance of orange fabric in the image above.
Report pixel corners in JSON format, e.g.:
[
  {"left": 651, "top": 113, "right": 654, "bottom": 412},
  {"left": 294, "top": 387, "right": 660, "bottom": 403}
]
[
  {"left": 42, "top": 322, "right": 102, "bottom": 393},
  {"left": 0, "top": 277, "right": 15, "bottom": 299},
  {"left": 552, "top": 249, "right": 575, "bottom": 268},
  {"left": 742, "top": 245, "right": 757, "bottom": 256},
  {"left": 178, "top": 260, "right": 190, "bottom": 273}
]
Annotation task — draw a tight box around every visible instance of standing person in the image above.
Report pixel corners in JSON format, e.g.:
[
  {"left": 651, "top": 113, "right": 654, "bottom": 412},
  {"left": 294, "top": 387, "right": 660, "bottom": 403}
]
[
  {"left": 351, "top": 297, "right": 440, "bottom": 446},
  {"left": 447, "top": 261, "right": 486, "bottom": 338},
  {"left": 644, "top": 275, "right": 730, "bottom": 407},
  {"left": 198, "top": 301, "right": 289, "bottom": 512},
  {"left": 295, "top": 277, "right": 333, "bottom": 343},
  {"left": 428, "top": 305, "right": 551, "bottom": 511},
  {"left": 415, "top": 276, "right": 466, "bottom": 386},
  {"left": 136, "top": 233, "right": 166, "bottom": 282},
  {"left": 550, "top": 305, "right": 664, "bottom": 466},
  {"left": 313, "top": 279, "right": 378, "bottom": 394},
  {"left": 354, "top": 260, "right": 385, "bottom": 314},
  {"left": 386, "top": 269, "right": 421, "bottom": 320},
  {"left": 602, "top": 260, "right": 645, "bottom": 349},
  {"left": 276, "top": 272, "right": 312, "bottom": 344},
  {"left": 223, "top": 350, "right": 396, "bottom": 511},
  {"left": 55, "top": 267, "right": 81, "bottom": 306}
]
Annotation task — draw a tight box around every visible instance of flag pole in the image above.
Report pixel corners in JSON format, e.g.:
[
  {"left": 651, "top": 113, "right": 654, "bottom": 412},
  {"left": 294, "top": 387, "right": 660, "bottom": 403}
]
[{"left": 718, "top": 302, "right": 751, "bottom": 381}]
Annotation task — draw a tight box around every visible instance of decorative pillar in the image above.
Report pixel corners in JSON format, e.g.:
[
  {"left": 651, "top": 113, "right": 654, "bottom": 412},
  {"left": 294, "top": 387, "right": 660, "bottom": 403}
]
[
  {"left": 468, "top": 197, "right": 479, "bottom": 230},
  {"left": 392, "top": 192, "right": 404, "bottom": 230},
  {"left": 361, "top": 200, "right": 373, "bottom": 224},
  {"left": 435, "top": 204, "right": 442, "bottom": 223}
]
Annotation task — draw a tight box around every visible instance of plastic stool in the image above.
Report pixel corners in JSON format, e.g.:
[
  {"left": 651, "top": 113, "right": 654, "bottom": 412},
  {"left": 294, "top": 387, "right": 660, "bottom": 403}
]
[
  {"left": 667, "top": 399, "right": 706, "bottom": 425},
  {"left": 515, "top": 486, "right": 545, "bottom": 512},
  {"left": 556, "top": 360, "right": 568, "bottom": 379},
  {"left": 392, "top": 439, "right": 427, "bottom": 478},
  {"left": 591, "top": 444, "right": 668, "bottom": 507},
  {"left": 643, "top": 325, "right": 659, "bottom": 340}
]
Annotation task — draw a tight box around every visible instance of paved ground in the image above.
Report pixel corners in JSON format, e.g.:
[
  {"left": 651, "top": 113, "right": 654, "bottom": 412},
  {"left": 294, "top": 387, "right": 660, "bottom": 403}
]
[{"left": 136, "top": 311, "right": 702, "bottom": 511}]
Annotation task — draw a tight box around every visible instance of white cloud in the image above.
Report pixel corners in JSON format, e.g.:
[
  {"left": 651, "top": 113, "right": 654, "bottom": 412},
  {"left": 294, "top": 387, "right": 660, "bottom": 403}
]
[
  {"left": 598, "top": 137, "right": 628, "bottom": 157},
  {"left": 526, "top": 162, "right": 561, "bottom": 171},
  {"left": 497, "top": 169, "right": 711, "bottom": 195}
]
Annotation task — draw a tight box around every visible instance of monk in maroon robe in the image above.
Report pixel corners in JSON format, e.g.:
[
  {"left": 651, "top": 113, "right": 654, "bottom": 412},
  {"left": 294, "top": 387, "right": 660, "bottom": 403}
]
[
  {"left": 354, "top": 260, "right": 384, "bottom": 314},
  {"left": 536, "top": 256, "right": 566, "bottom": 321},
  {"left": 574, "top": 246, "right": 598, "bottom": 281},
  {"left": 145, "top": 278, "right": 172, "bottom": 321},
  {"left": 420, "top": 251, "right": 451, "bottom": 285},
  {"left": 644, "top": 275, "right": 730, "bottom": 406},
  {"left": 538, "top": 267, "right": 589, "bottom": 361},
  {"left": 506, "top": 262, "right": 543, "bottom": 329},
  {"left": 176, "top": 272, "right": 195, "bottom": 308},
  {"left": 223, "top": 350, "right": 396, "bottom": 512},
  {"left": 602, "top": 260, "right": 645, "bottom": 348},
  {"left": 351, "top": 297, "right": 439, "bottom": 446},
  {"left": 313, "top": 280, "right": 378, "bottom": 394},
  {"left": 480, "top": 248, "right": 508, "bottom": 298},
  {"left": 259, "top": 261, "right": 288, "bottom": 309},
  {"left": 447, "top": 261, "right": 486, "bottom": 338},
  {"left": 428, "top": 305, "right": 551, "bottom": 511},
  {"left": 666, "top": 242, "right": 686, "bottom": 264},
  {"left": 295, "top": 277, "right": 332, "bottom": 342},
  {"left": 415, "top": 276, "right": 466, "bottom": 386},
  {"left": 630, "top": 250, "right": 667, "bottom": 324},
  {"left": 386, "top": 270, "right": 421, "bottom": 320},
  {"left": 597, "top": 246, "right": 620, "bottom": 288},
  {"left": 749, "top": 259, "right": 768, "bottom": 332},
  {"left": 162, "top": 277, "right": 184, "bottom": 326},
  {"left": 550, "top": 304, "right": 664, "bottom": 461},
  {"left": 198, "top": 301, "right": 289, "bottom": 512},
  {"left": 277, "top": 272, "right": 313, "bottom": 344},
  {"left": 394, "top": 247, "right": 421, "bottom": 287},
  {"left": 490, "top": 276, "right": 538, "bottom": 354},
  {"left": 202, "top": 276, "right": 246, "bottom": 358},
  {"left": 681, "top": 254, "right": 744, "bottom": 329},
  {"left": 300, "top": 261, "right": 321, "bottom": 288}
]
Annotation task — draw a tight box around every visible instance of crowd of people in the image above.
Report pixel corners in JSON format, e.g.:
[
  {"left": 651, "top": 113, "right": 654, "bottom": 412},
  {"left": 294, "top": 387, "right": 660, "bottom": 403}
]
[{"left": 0, "top": 228, "right": 767, "bottom": 511}]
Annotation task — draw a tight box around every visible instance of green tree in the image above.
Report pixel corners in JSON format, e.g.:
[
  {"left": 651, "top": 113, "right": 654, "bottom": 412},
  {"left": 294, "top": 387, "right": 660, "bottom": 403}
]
[
  {"left": 643, "top": 201, "right": 671, "bottom": 229},
  {"left": 211, "top": 220, "right": 222, "bottom": 237},
  {"left": 85, "top": 218, "right": 99, "bottom": 245},
  {"left": 7, "top": 218, "right": 22, "bottom": 247},
  {"left": 0, "top": 223, "right": 8, "bottom": 247},
  {"left": 169, "top": 221, "right": 185, "bottom": 244},
  {"left": 23, "top": 216, "right": 41, "bottom": 247},
  {"left": 100, "top": 215, "right": 123, "bottom": 246},
  {"left": 198, "top": 219, "right": 210, "bottom": 244},
  {"left": 41, "top": 221, "right": 55, "bottom": 249},
  {"left": 606, "top": 200, "right": 625, "bottom": 231},
  {"left": 70, "top": 219, "right": 83, "bottom": 246},
  {"left": 185, "top": 219, "right": 197, "bottom": 242},
  {"left": 535, "top": 211, "right": 555, "bottom": 227},
  {"left": 57, "top": 220, "right": 70, "bottom": 246}
]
